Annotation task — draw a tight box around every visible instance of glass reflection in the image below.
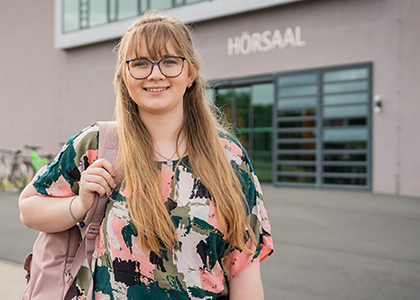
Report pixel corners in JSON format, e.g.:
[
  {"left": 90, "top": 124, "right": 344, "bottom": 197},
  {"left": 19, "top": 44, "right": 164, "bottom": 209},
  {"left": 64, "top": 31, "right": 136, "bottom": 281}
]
[
  {"left": 324, "top": 81, "right": 368, "bottom": 94},
  {"left": 323, "top": 105, "right": 368, "bottom": 118},
  {"left": 278, "top": 108, "right": 316, "bottom": 117},
  {"left": 278, "top": 143, "right": 316, "bottom": 150},
  {"left": 279, "top": 85, "right": 317, "bottom": 97},
  {"left": 235, "top": 87, "right": 251, "bottom": 129},
  {"left": 324, "top": 177, "right": 366, "bottom": 185},
  {"left": 149, "top": 0, "right": 172, "bottom": 10},
  {"left": 323, "top": 68, "right": 368, "bottom": 82},
  {"left": 323, "top": 128, "right": 368, "bottom": 141},
  {"left": 323, "top": 118, "right": 366, "bottom": 127},
  {"left": 216, "top": 89, "right": 233, "bottom": 124},
  {"left": 216, "top": 83, "right": 274, "bottom": 182},
  {"left": 324, "top": 141, "right": 366, "bottom": 150},
  {"left": 323, "top": 154, "right": 366, "bottom": 161},
  {"left": 118, "top": 0, "right": 138, "bottom": 19},
  {"left": 90, "top": 0, "right": 107, "bottom": 27},
  {"left": 278, "top": 131, "right": 316, "bottom": 139},
  {"left": 63, "top": 0, "right": 79, "bottom": 32},
  {"left": 278, "top": 96, "right": 317, "bottom": 109},
  {"left": 323, "top": 93, "right": 368, "bottom": 105},
  {"left": 278, "top": 74, "right": 317, "bottom": 86},
  {"left": 278, "top": 165, "right": 316, "bottom": 172},
  {"left": 278, "top": 154, "right": 316, "bottom": 161},
  {"left": 278, "top": 176, "right": 315, "bottom": 183},
  {"left": 324, "top": 166, "right": 366, "bottom": 173},
  {"left": 279, "top": 120, "right": 316, "bottom": 128},
  {"left": 252, "top": 83, "right": 274, "bottom": 183}
]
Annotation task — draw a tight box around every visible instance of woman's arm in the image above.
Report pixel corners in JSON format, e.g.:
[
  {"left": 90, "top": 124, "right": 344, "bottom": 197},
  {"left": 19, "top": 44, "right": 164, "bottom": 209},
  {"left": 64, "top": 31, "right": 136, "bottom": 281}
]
[
  {"left": 229, "top": 257, "right": 264, "bottom": 300},
  {"left": 19, "top": 158, "right": 116, "bottom": 233},
  {"left": 19, "top": 184, "right": 87, "bottom": 232}
]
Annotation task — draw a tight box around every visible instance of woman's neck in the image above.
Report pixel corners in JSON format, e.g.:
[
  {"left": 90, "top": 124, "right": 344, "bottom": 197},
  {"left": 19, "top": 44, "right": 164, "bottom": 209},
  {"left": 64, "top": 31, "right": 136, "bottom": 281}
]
[{"left": 139, "top": 108, "right": 186, "bottom": 160}]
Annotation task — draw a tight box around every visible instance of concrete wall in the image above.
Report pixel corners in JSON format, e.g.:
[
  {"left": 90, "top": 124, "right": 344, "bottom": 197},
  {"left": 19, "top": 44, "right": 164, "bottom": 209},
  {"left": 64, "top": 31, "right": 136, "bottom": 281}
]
[
  {"left": 0, "top": 1, "right": 116, "bottom": 156},
  {"left": 398, "top": 0, "right": 420, "bottom": 197},
  {"left": 0, "top": 0, "right": 419, "bottom": 197}
]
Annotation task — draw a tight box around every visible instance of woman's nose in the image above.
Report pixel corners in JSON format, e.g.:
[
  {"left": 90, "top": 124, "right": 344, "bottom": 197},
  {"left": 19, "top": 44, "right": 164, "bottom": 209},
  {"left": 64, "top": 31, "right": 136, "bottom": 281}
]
[{"left": 147, "top": 63, "right": 165, "bottom": 80}]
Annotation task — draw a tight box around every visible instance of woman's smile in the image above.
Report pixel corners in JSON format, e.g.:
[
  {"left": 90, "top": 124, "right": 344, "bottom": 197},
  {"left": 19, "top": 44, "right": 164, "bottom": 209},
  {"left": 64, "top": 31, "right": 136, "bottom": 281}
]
[{"left": 143, "top": 86, "right": 170, "bottom": 94}]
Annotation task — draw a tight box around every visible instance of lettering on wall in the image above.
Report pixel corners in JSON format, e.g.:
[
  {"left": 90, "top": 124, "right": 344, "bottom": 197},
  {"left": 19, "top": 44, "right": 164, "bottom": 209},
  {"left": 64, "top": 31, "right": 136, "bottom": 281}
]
[{"left": 227, "top": 26, "right": 306, "bottom": 56}]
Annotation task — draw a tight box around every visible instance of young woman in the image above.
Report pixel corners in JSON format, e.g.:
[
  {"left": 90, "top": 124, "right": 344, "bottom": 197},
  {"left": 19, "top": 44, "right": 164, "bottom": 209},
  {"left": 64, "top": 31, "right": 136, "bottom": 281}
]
[{"left": 19, "top": 12, "right": 274, "bottom": 300}]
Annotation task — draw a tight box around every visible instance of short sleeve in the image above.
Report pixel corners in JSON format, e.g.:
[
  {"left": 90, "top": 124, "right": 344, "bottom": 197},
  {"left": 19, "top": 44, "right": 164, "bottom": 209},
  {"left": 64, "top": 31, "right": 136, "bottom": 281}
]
[
  {"left": 32, "top": 124, "right": 100, "bottom": 197},
  {"left": 219, "top": 136, "right": 275, "bottom": 280}
]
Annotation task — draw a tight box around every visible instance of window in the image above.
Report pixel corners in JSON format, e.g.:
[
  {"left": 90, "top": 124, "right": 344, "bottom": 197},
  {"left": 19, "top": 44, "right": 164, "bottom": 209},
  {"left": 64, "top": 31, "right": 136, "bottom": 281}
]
[
  {"left": 215, "top": 83, "right": 275, "bottom": 183},
  {"left": 213, "top": 63, "right": 372, "bottom": 189},
  {"left": 62, "top": 0, "right": 209, "bottom": 33},
  {"left": 275, "top": 64, "right": 371, "bottom": 189}
]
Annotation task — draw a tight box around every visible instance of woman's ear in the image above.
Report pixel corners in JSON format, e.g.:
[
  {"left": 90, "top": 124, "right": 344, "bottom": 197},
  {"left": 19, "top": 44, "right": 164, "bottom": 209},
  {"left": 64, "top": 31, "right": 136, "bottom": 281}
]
[{"left": 187, "top": 64, "right": 197, "bottom": 88}]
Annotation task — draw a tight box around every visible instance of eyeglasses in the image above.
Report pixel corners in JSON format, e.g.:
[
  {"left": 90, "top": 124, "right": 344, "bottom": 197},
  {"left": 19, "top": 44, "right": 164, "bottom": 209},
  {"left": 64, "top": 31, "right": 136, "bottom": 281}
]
[{"left": 126, "top": 56, "right": 186, "bottom": 80}]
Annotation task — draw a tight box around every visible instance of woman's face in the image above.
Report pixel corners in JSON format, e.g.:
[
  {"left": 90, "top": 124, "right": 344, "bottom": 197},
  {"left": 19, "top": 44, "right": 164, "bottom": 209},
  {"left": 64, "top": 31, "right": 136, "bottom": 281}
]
[{"left": 125, "top": 38, "right": 195, "bottom": 118}]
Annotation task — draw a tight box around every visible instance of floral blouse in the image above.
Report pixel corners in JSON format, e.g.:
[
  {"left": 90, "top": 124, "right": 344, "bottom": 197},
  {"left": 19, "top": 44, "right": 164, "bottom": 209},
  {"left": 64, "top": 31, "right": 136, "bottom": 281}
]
[{"left": 33, "top": 124, "right": 274, "bottom": 300}]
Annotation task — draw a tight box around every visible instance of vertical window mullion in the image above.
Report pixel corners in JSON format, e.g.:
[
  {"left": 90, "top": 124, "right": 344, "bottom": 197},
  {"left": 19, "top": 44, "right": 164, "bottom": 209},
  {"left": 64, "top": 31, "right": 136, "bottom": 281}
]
[
  {"left": 107, "top": 0, "right": 110, "bottom": 23},
  {"left": 273, "top": 75, "right": 279, "bottom": 185},
  {"left": 316, "top": 70, "right": 323, "bottom": 187},
  {"left": 249, "top": 86, "right": 254, "bottom": 159}
]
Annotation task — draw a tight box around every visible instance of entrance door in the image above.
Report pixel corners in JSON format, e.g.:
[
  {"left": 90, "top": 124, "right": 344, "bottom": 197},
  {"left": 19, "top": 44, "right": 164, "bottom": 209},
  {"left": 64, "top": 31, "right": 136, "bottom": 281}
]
[
  {"left": 216, "top": 83, "right": 275, "bottom": 183},
  {"left": 275, "top": 64, "right": 372, "bottom": 189}
]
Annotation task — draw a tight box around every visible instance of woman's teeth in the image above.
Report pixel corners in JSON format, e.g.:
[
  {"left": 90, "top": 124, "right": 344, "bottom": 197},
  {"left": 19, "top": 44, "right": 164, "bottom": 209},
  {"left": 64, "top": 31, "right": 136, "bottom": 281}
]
[{"left": 146, "top": 87, "right": 167, "bottom": 92}]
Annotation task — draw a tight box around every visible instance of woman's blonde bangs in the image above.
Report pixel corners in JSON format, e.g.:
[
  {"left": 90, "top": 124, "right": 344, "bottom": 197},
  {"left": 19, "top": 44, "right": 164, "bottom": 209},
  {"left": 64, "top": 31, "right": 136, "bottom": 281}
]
[{"left": 125, "top": 19, "right": 186, "bottom": 57}]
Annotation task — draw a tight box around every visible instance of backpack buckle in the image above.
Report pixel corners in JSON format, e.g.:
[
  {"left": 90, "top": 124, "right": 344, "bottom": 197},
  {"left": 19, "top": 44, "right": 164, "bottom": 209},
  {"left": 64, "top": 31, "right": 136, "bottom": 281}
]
[{"left": 86, "top": 223, "right": 101, "bottom": 240}]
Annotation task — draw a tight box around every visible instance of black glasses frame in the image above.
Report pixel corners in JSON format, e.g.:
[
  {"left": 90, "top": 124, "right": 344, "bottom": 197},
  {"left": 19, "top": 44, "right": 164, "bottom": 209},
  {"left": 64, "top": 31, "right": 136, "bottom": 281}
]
[{"left": 126, "top": 56, "right": 186, "bottom": 80}]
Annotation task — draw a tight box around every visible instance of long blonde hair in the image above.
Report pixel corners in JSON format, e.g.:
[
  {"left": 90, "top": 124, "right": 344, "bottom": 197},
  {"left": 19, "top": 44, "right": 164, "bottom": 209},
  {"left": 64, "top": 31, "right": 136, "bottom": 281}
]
[{"left": 114, "top": 12, "right": 254, "bottom": 255}]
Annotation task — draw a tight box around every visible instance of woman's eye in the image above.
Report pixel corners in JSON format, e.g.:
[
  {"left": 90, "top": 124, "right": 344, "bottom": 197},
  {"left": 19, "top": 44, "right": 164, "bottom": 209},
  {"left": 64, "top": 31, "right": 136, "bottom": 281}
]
[
  {"left": 134, "top": 60, "right": 149, "bottom": 67},
  {"left": 163, "top": 58, "right": 178, "bottom": 65}
]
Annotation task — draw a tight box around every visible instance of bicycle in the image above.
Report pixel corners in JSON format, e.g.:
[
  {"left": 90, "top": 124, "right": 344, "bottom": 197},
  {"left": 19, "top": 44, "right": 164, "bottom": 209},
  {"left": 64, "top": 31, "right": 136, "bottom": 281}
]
[
  {"left": 25, "top": 145, "right": 54, "bottom": 174},
  {"left": 0, "top": 148, "right": 7, "bottom": 188},
  {"left": 0, "top": 148, "right": 32, "bottom": 192}
]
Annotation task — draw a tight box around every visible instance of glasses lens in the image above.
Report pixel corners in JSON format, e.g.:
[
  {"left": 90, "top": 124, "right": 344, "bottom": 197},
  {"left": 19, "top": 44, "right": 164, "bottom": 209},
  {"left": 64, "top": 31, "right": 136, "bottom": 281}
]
[
  {"left": 128, "top": 59, "right": 152, "bottom": 79},
  {"left": 128, "top": 57, "right": 184, "bottom": 79},
  {"left": 159, "top": 57, "right": 184, "bottom": 77}
]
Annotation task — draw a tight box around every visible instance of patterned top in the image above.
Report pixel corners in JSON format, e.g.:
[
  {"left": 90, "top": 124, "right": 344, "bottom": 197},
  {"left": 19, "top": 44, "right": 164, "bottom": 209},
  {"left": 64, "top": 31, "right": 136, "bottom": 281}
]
[{"left": 33, "top": 124, "right": 274, "bottom": 300}]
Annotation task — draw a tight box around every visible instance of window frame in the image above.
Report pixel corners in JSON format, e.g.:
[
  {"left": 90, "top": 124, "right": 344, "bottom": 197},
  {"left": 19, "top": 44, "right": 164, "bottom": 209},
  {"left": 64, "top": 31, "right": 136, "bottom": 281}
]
[{"left": 210, "top": 62, "right": 373, "bottom": 190}]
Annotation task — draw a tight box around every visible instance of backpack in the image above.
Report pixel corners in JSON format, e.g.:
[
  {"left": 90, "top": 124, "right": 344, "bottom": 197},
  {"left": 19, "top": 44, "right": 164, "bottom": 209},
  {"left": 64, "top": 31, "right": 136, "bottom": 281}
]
[{"left": 22, "top": 121, "right": 118, "bottom": 300}]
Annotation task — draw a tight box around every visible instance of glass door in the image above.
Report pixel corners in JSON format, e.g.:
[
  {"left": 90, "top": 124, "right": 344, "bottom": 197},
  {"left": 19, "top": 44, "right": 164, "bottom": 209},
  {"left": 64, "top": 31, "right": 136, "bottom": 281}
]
[
  {"left": 275, "top": 73, "right": 319, "bottom": 186},
  {"left": 321, "top": 67, "right": 371, "bottom": 188},
  {"left": 275, "top": 64, "right": 371, "bottom": 189},
  {"left": 216, "top": 83, "right": 275, "bottom": 183}
]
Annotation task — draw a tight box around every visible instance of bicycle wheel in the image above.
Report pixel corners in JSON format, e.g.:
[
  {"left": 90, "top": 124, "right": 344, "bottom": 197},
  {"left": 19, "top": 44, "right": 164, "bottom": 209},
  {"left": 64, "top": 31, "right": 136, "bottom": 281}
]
[
  {"left": 24, "top": 160, "right": 35, "bottom": 186},
  {"left": 10, "top": 162, "right": 28, "bottom": 192},
  {"left": 0, "top": 160, "right": 6, "bottom": 190}
]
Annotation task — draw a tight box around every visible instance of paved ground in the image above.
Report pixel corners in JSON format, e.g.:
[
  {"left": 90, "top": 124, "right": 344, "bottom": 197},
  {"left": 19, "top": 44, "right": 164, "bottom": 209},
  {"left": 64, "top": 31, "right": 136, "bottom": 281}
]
[{"left": 1, "top": 186, "right": 420, "bottom": 300}]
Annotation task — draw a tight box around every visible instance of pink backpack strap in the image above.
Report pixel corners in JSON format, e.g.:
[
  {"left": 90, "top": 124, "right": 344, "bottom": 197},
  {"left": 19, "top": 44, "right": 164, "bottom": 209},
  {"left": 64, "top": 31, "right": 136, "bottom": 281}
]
[{"left": 65, "top": 121, "right": 118, "bottom": 300}]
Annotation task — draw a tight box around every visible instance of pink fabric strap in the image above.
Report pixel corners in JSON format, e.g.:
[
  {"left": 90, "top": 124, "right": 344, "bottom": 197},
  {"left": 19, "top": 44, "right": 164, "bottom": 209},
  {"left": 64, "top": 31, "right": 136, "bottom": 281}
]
[{"left": 65, "top": 121, "right": 118, "bottom": 300}]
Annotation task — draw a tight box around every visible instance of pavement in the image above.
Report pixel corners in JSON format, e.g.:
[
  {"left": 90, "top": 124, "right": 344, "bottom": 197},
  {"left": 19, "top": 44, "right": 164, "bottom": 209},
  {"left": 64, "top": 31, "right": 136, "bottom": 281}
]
[{"left": 1, "top": 186, "right": 420, "bottom": 300}]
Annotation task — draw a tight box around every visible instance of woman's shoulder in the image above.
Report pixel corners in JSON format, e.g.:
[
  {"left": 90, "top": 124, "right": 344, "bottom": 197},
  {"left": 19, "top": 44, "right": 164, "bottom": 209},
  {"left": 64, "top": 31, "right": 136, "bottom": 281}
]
[
  {"left": 69, "top": 123, "right": 100, "bottom": 149},
  {"left": 32, "top": 123, "right": 100, "bottom": 196}
]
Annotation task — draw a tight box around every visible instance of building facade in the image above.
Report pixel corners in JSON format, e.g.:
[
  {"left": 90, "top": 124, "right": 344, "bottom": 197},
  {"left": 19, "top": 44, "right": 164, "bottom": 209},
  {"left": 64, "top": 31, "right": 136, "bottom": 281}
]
[{"left": 1, "top": 0, "right": 419, "bottom": 197}]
